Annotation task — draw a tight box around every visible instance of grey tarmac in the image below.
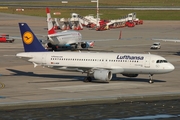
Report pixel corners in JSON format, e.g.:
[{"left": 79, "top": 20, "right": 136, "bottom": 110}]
[{"left": 0, "top": 12, "right": 180, "bottom": 109}]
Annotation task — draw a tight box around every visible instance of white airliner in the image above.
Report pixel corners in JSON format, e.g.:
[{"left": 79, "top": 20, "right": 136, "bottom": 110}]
[
  {"left": 17, "top": 23, "right": 175, "bottom": 83},
  {"left": 46, "top": 7, "right": 94, "bottom": 51}
]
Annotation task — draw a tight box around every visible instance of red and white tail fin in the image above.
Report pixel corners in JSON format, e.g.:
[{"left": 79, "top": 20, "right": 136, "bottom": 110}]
[
  {"left": 46, "top": 7, "right": 56, "bottom": 35},
  {"left": 89, "top": 41, "right": 94, "bottom": 48}
]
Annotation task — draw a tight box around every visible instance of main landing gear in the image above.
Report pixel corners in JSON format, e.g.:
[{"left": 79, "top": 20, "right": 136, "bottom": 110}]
[
  {"left": 83, "top": 76, "right": 92, "bottom": 82},
  {"left": 149, "top": 74, "right": 154, "bottom": 84}
]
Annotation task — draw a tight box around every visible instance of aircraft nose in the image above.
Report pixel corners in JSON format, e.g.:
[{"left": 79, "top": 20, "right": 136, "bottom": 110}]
[{"left": 168, "top": 63, "right": 175, "bottom": 71}]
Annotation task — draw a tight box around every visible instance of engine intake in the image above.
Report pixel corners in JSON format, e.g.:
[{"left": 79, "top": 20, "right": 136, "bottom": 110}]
[
  {"left": 93, "top": 69, "right": 112, "bottom": 82},
  {"left": 47, "top": 42, "right": 52, "bottom": 47},
  {"left": 81, "top": 43, "right": 87, "bottom": 48}
]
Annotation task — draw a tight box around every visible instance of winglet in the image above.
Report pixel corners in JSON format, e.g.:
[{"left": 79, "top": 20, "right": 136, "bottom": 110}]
[
  {"left": 18, "top": 23, "right": 47, "bottom": 52},
  {"left": 46, "top": 7, "right": 56, "bottom": 35}
]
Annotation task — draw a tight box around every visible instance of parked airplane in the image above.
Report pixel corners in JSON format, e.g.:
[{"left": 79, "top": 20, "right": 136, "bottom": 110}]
[
  {"left": 46, "top": 7, "right": 94, "bottom": 51},
  {"left": 17, "top": 23, "right": 175, "bottom": 83}
]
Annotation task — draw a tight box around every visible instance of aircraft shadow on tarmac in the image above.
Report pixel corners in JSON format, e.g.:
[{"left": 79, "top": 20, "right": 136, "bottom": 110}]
[
  {"left": 6, "top": 69, "right": 166, "bottom": 83},
  {"left": 112, "top": 78, "right": 166, "bottom": 83},
  {"left": 174, "top": 52, "right": 180, "bottom": 56}
]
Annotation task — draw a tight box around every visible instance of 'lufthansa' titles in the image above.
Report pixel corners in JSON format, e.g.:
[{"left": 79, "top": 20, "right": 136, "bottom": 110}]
[{"left": 116, "top": 55, "right": 144, "bottom": 60}]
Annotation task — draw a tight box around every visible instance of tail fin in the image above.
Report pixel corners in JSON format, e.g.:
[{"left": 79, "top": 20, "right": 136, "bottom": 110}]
[
  {"left": 46, "top": 7, "right": 56, "bottom": 35},
  {"left": 18, "top": 23, "right": 47, "bottom": 52}
]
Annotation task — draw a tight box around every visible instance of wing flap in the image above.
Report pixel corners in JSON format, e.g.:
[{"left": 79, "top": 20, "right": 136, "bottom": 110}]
[{"left": 50, "top": 66, "right": 124, "bottom": 74}]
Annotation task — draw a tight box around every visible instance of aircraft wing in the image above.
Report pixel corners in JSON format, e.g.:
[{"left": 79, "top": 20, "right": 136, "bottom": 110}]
[
  {"left": 51, "top": 66, "right": 124, "bottom": 74},
  {"left": 79, "top": 38, "right": 120, "bottom": 48},
  {"left": 152, "top": 38, "right": 180, "bottom": 42}
]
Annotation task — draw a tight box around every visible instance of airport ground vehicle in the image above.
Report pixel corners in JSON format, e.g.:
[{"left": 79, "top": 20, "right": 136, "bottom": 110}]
[
  {"left": 150, "top": 42, "right": 161, "bottom": 49},
  {"left": 0, "top": 34, "right": 15, "bottom": 43},
  {"left": 125, "top": 21, "right": 135, "bottom": 27}
]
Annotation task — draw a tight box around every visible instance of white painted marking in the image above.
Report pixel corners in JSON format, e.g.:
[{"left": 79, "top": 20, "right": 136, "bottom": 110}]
[
  {"left": 113, "top": 44, "right": 150, "bottom": 47},
  {"left": 0, "top": 47, "right": 23, "bottom": 49},
  {"left": 3, "top": 55, "right": 15, "bottom": 56},
  {"left": 3, "top": 55, "right": 16, "bottom": 57}
]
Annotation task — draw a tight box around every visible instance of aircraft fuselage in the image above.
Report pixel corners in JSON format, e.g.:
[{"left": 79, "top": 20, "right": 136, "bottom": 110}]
[
  {"left": 48, "top": 30, "right": 82, "bottom": 46},
  {"left": 16, "top": 52, "right": 174, "bottom": 75}
]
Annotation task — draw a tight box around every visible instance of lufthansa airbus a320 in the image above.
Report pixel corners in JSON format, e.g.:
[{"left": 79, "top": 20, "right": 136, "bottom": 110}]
[{"left": 16, "top": 23, "right": 175, "bottom": 83}]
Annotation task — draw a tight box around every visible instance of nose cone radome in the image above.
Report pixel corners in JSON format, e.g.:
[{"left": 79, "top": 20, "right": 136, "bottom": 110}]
[{"left": 167, "top": 63, "right": 175, "bottom": 72}]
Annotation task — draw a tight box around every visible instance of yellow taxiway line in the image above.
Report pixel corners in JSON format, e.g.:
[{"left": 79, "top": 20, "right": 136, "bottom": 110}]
[{"left": 0, "top": 82, "right": 5, "bottom": 89}]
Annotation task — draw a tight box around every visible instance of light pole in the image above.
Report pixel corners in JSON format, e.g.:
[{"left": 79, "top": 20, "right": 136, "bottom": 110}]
[{"left": 91, "top": 0, "right": 99, "bottom": 27}]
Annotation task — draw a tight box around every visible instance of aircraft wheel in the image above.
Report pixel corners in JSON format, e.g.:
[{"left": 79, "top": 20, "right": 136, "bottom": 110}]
[
  {"left": 149, "top": 80, "right": 154, "bottom": 84},
  {"left": 87, "top": 77, "right": 92, "bottom": 82},
  {"left": 149, "top": 74, "right": 154, "bottom": 84},
  {"left": 83, "top": 77, "right": 89, "bottom": 82},
  {"left": 83, "top": 77, "right": 92, "bottom": 82}
]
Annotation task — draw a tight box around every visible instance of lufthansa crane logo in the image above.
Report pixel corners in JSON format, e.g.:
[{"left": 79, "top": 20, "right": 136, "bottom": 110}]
[{"left": 23, "top": 31, "right": 33, "bottom": 44}]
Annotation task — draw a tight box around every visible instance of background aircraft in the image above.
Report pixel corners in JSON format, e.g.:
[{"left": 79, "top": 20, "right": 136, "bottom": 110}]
[
  {"left": 46, "top": 7, "right": 94, "bottom": 51},
  {"left": 17, "top": 23, "right": 174, "bottom": 84}
]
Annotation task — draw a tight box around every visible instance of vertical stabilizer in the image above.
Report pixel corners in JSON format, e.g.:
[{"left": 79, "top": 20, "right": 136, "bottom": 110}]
[
  {"left": 54, "top": 18, "right": 61, "bottom": 30},
  {"left": 18, "top": 23, "right": 47, "bottom": 52},
  {"left": 46, "top": 7, "right": 56, "bottom": 35}
]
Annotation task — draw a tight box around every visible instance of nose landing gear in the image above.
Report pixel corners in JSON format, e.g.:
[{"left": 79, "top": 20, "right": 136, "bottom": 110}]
[{"left": 149, "top": 74, "right": 154, "bottom": 83}]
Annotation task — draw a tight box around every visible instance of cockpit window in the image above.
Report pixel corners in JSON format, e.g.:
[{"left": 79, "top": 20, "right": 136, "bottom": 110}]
[{"left": 156, "top": 60, "right": 168, "bottom": 63}]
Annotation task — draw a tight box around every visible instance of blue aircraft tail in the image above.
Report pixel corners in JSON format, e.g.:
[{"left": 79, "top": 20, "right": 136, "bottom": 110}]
[{"left": 19, "top": 23, "right": 47, "bottom": 52}]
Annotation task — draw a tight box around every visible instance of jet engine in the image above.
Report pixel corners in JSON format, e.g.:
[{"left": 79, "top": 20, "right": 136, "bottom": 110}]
[
  {"left": 81, "top": 43, "right": 87, "bottom": 48},
  {"left": 81, "top": 41, "right": 94, "bottom": 48},
  {"left": 93, "top": 69, "right": 112, "bottom": 82},
  {"left": 47, "top": 42, "right": 58, "bottom": 51},
  {"left": 122, "top": 74, "right": 138, "bottom": 77},
  {"left": 47, "top": 42, "right": 52, "bottom": 48}
]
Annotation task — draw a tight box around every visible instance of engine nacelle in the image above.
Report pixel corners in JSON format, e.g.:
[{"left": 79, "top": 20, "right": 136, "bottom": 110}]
[
  {"left": 81, "top": 41, "right": 94, "bottom": 48},
  {"left": 122, "top": 74, "right": 138, "bottom": 77},
  {"left": 93, "top": 69, "right": 112, "bottom": 82},
  {"left": 47, "top": 42, "right": 52, "bottom": 48},
  {"left": 81, "top": 43, "right": 87, "bottom": 48}
]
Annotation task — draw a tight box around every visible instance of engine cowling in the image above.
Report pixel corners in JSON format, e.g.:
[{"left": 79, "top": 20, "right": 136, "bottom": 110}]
[
  {"left": 47, "top": 42, "right": 52, "bottom": 48},
  {"left": 81, "top": 43, "right": 87, "bottom": 48},
  {"left": 122, "top": 74, "right": 138, "bottom": 77},
  {"left": 93, "top": 69, "right": 112, "bottom": 82},
  {"left": 81, "top": 41, "right": 94, "bottom": 48}
]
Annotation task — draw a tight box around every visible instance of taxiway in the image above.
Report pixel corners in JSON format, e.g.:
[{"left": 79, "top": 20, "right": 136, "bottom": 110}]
[{"left": 0, "top": 13, "right": 180, "bottom": 109}]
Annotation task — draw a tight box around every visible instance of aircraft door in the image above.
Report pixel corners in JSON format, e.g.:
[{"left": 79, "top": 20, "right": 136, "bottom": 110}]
[
  {"left": 144, "top": 56, "right": 150, "bottom": 68},
  {"left": 101, "top": 59, "right": 108, "bottom": 67},
  {"left": 42, "top": 54, "right": 47, "bottom": 65}
]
